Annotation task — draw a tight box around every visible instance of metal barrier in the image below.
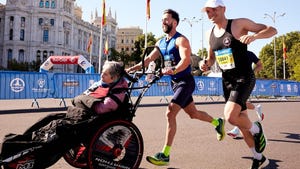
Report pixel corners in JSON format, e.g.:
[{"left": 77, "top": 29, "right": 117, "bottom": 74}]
[{"left": 1, "top": 71, "right": 299, "bottom": 107}]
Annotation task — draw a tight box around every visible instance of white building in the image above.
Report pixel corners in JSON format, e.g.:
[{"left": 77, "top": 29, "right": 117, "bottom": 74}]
[{"left": 0, "top": 0, "right": 117, "bottom": 73}]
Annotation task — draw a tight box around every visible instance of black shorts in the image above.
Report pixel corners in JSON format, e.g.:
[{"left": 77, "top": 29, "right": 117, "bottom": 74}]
[
  {"left": 222, "top": 73, "right": 255, "bottom": 111},
  {"left": 171, "top": 74, "right": 195, "bottom": 108}
]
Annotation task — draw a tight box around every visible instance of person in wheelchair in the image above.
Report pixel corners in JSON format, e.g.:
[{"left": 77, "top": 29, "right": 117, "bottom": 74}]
[
  {"left": 34, "top": 60, "right": 129, "bottom": 142},
  {"left": 67, "top": 60, "right": 129, "bottom": 121},
  {"left": 0, "top": 61, "right": 128, "bottom": 168}
]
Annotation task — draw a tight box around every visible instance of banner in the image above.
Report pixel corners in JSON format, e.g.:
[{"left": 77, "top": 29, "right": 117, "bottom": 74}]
[
  {"left": 146, "top": 0, "right": 150, "bottom": 20},
  {"left": 102, "top": 0, "right": 106, "bottom": 26}
]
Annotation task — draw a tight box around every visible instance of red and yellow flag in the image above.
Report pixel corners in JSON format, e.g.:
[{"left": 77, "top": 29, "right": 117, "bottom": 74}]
[
  {"left": 104, "top": 39, "right": 109, "bottom": 55},
  {"left": 101, "top": 0, "right": 106, "bottom": 26},
  {"left": 146, "top": 0, "right": 150, "bottom": 20},
  {"left": 283, "top": 37, "right": 287, "bottom": 59},
  {"left": 87, "top": 35, "right": 93, "bottom": 53}
]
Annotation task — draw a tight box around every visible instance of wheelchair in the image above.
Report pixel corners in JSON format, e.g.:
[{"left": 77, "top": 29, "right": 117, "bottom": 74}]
[{"left": 0, "top": 46, "right": 164, "bottom": 169}]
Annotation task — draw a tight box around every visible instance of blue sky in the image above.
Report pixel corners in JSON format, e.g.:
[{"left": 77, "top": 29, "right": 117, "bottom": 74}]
[{"left": 1, "top": 0, "right": 298, "bottom": 56}]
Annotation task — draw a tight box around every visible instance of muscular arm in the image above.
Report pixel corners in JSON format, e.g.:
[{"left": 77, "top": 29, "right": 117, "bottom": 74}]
[
  {"left": 254, "top": 60, "right": 263, "bottom": 73},
  {"left": 174, "top": 36, "right": 191, "bottom": 73},
  {"left": 200, "top": 29, "right": 216, "bottom": 71},
  {"left": 232, "top": 18, "right": 277, "bottom": 44},
  {"left": 126, "top": 43, "right": 161, "bottom": 72}
]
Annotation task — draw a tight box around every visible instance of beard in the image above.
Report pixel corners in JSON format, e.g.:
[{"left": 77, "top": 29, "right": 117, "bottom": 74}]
[{"left": 163, "top": 23, "right": 172, "bottom": 34}]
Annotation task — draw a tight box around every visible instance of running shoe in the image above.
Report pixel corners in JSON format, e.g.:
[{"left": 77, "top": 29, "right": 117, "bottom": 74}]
[
  {"left": 250, "top": 155, "right": 269, "bottom": 169},
  {"left": 215, "top": 118, "right": 225, "bottom": 141},
  {"left": 146, "top": 152, "right": 169, "bottom": 166},
  {"left": 255, "top": 104, "right": 264, "bottom": 121},
  {"left": 254, "top": 121, "right": 266, "bottom": 153},
  {"left": 227, "top": 126, "right": 240, "bottom": 139}
]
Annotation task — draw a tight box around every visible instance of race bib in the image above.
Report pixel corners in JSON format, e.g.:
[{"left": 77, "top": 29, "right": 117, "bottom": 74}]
[
  {"left": 215, "top": 48, "right": 235, "bottom": 70},
  {"left": 164, "top": 54, "right": 176, "bottom": 68}
]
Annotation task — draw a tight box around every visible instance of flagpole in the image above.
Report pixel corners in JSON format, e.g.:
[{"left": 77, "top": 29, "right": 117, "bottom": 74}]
[
  {"left": 145, "top": 0, "right": 150, "bottom": 49},
  {"left": 145, "top": 19, "right": 148, "bottom": 49},
  {"left": 106, "top": 35, "right": 108, "bottom": 61},
  {"left": 283, "top": 57, "right": 286, "bottom": 79},
  {"left": 89, "top": 31, "right": 93, "bottom": 67},
  {"left": 99, "top": 0, "right": 106, "bottom": 74},
  {"left": 98, "top": 24, "right": 103, "bottom": 74},
  {"left": 283, "top": 36, "right": 287, "bottom": 80}
]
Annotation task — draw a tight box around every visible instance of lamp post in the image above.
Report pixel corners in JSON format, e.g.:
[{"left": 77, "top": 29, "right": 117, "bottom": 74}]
[
  {"left": 182, "top": 17, "right": 202, "bottom": 53},
  {"left": 264, "top": 12, "right": 286, "bottom": 79}
]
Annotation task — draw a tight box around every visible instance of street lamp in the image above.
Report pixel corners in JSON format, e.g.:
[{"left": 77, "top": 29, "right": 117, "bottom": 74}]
[
  {"left": 264, "top": 12, "right": 286, "bottom": 79},
  {"left": 182, "top": 17, "right": 202, "bottom": 53}
]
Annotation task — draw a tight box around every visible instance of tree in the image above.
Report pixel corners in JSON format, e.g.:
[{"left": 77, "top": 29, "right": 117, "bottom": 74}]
[
  {"left": 130, "top": 33, "right": 157, "bottom": 65},
  {"left": 197, "top": 48, "right": 208, "bottom": 59},
  {"left": 258, "top": 31, "right": 300, "bottom": 80}
]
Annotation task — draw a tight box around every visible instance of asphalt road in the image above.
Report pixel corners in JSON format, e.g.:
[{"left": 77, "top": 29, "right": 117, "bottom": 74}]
[{"left": 0, "top": 98, "right": 300, "bottom": 169}]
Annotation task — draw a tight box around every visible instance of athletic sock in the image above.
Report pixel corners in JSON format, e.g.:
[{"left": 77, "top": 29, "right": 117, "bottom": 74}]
[
  {"left": 162, "top": 145, "right": 171, "bottom": 157},
  {"left": 211, "top": 118, "right": 219, "bottom": 127},
  {"left": 249, "top": 122, "right": 260, "bottom": 135},
  {"left": 251, "top": 147, "right": 262, "bottom": 160}
]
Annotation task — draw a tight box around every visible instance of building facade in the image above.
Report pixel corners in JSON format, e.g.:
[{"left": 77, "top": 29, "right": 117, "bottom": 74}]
[
  {"left": 116, "top": 26, "right": 143, "bottom": 55},
  {"left": 0, "top": 0, "right": 117, "bottom": 73}
]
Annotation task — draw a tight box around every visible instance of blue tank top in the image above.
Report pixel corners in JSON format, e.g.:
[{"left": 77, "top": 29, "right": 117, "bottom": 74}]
[{"left": 158, "top": 32, "right": 191, "bottom": 80}]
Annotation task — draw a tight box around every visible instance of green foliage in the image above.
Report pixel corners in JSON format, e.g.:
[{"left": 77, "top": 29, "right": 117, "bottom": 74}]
[
  {"left": 197, "top": 48, "right": 208, "bottom": 59},
  {"left": 130, "top": 33, "right": 156, "bottom": 64},
  {"left": 258, "top": 31, "right": 300, "bottom": 81},
  {"left": 5, "top": 59, "right": 41, "bottom": 72}
]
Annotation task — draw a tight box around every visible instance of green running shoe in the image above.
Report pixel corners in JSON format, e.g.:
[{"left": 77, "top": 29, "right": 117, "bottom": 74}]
[
  {"left": 215, "top": 118, "right": 225, "bottom": 141},
  {"left": 146, "top": 152, "right": 169, "bottom": 166},
  {"left": 254, "top": 121, "right": 266, "bottom": 153}
]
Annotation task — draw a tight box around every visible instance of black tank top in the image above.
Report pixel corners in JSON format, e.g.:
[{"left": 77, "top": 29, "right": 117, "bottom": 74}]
[{"left": 209, "top": 19, "right": 253, "bottom": 77}]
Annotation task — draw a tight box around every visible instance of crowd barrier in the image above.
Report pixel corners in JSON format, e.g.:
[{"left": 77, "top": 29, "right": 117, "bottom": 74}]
[{"left": 1, "top": 71, "right": 299, "bottom": 102}]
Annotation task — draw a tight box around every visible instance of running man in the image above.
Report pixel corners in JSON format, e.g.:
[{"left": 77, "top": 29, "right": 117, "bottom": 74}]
[
  {"left": 126, "top": 9, "right": 225, "bottom": 166},
  {"left": 200, "top": 0, "right": 277, "bottom": 168}
]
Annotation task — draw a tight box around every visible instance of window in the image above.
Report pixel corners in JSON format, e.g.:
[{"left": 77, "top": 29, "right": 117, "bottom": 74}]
[
  {"left": 43, "top": 30, "right": 49, "bottom": 42},
  {"left": 19, "top": 49, "right": 25, "bottom": 62},
  {"left": 51, "top": 0, "right": 56, "bottom": 8},
  {"left": 43, "top": 51, "right": 48, "bottom": 62},
  {"left": 20, "top": 29, "right": 25, "bottom": 41},
  {"left": 38, "top": 18, "right": 43, "bottom": 25},
  {"left": 21, "top": 17, "right": 25, "bottom": 27},
  {"left": 9, "top": 29, "right": 13, "bottom": 40},
  {"left": 65, "top": 31, "right": 69, "bottom": 45},
  {"left": 9, "top": 16, "right": 14, "bottom": 27},
  {"left": 45, "top": 0, "right": 49, "bottom": 8},
  {"left": 36, "top": 50, "right": 41, "bottom": 62},
  {"left": 39, "top": 0, "right": 44, "bottom": 8},
  {"left": 50, "top": 19, "right": 54, "bottom": 26},
  {"left": 49, "top": 51, "right": 54, "bottom": 56},
  {"left": 8, "top": 49, "right": 13, "bottom": 61}
]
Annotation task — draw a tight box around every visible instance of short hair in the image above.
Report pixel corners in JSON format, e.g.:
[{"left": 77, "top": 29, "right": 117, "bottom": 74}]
[
  {"left": 163, "top": 9, "right": 180, "bottom": 24},
  {"left": 102, "top": 61, "right": 124, "bottom": 79}
]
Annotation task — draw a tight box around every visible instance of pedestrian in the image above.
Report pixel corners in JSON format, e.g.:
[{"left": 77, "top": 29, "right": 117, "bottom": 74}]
[
  {"left": 126, "top": 9, "right": 225, "bottom": 166},
  {"left": 227, "top": 51, "right": 264, "bottom": 138},
  {"left": 200, "top": 0, "right": 277, "bottom": 168}
]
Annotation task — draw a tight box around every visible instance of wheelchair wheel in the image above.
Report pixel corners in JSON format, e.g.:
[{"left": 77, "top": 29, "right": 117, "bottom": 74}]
[
  {"left": 63, "top": 144, "right": 88, "bottom": 168},
  {"left": 87, "top": 120, "right": 143, "bottom": 169}
]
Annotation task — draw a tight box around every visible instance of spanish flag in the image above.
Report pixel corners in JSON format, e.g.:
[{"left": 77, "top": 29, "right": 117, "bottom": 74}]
[
  {"left": 101, "top": 0, "right": 106, "bottom": 26},
  {"left": 104, "top": 39, "right": 109, "bottom": 55},
  {"left": 283, "top": 37, "right": 287, "bottom": 59},
  {"left": 146, "top": 0, "right": 150, "bottom": 20},
  {"left": 87, "top": 35, "right": 92, "bottom": 53}
]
